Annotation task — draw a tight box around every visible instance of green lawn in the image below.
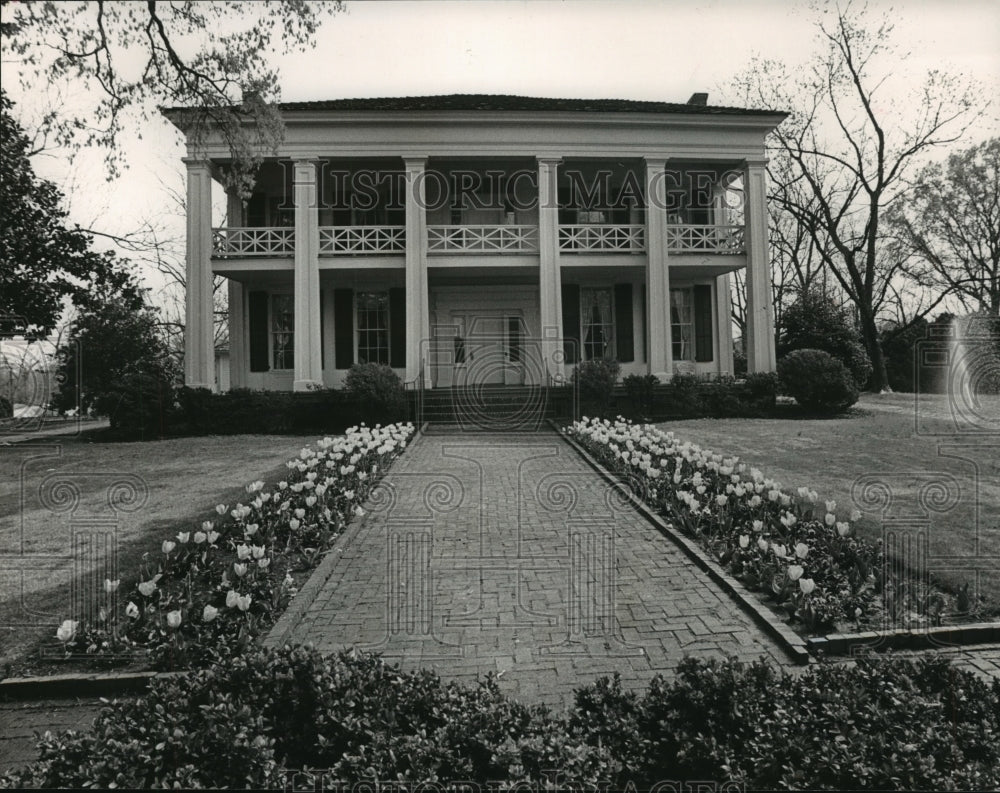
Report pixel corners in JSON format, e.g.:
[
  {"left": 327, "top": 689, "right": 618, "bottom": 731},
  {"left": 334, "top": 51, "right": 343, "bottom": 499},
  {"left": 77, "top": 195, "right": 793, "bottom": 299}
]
[
  {"left": 0, "top": 433, "right": 320, "bottom": 672},
  {"left": 656, "top": 393, "right": 1000, "bottom": 604}
]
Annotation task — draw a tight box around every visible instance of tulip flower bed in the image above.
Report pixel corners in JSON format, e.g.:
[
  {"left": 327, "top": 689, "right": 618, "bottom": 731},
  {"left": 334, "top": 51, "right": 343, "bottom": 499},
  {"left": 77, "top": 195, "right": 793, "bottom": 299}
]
[
  {"left": 51, "top": 422, "right": 415, "bottom": 670},
  {"left": 5, "top": 646, "right": 999, "bottom": 790},
  {"left": 565, "top": 417, "right": 964, "bottom": 635}
]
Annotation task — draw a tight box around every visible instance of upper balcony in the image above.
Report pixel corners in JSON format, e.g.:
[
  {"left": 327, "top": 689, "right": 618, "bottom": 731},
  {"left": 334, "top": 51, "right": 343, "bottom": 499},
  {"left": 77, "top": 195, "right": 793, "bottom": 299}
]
[{"left": 209, "top": 158, "right": 747, "bottom": 259}]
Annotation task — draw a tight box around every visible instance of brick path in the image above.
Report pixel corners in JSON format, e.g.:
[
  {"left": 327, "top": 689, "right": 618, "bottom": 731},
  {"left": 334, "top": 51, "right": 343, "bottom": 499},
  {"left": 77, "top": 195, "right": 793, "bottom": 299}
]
[
  {"left": 0, "top": 698, "right": 105, "bottom": 772},
  {"left": 271, "top": 429, "right": 794, "bottom": 709}
]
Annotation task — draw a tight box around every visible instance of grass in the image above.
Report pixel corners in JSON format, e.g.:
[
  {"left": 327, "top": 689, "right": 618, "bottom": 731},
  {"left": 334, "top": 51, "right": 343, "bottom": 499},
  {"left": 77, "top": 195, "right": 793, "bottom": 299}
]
[
  {"left": 655, "top": 392, "right": 1000, "bottom": 604},
  {"left": 0, "top": 432, "right": 321, "bottom": 674}
]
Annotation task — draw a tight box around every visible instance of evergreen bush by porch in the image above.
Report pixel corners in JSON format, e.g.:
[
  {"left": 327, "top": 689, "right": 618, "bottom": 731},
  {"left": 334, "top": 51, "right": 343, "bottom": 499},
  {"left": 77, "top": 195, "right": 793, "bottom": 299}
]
[{"left": 5, "top": 647, "right": 997, "bottom": 791}]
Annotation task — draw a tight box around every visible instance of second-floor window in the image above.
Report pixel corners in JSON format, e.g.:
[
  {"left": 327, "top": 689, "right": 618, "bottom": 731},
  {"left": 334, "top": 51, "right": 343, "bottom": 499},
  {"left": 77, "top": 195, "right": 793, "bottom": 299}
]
[
  {"left": 581, "top": 288, "right": 614, "bottom": 360},
  {"left": 357, "top": 291, "right": 389, "bottom": 365},
  {"left": 271, "top": 294, "right": 294, "bottom": 370}
]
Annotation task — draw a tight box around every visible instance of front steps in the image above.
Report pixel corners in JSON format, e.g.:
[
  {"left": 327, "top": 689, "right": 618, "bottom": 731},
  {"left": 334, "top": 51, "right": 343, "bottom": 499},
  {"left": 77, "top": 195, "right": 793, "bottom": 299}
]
[{"left": 413, "top": 385, "right": 573, "bottom": 431}]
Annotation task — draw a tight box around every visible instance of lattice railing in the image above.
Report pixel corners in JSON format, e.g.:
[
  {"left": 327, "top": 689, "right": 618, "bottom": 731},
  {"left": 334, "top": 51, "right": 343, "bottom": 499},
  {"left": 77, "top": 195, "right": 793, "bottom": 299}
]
[
  {"left": 212, "top": 227, "right": 295, "bottom": 257},
  {"left": 427, "top": 225, "right": 539, "bottom": 253},
  {"left": 319, "top": 226, "right": 405, "bottom": 255},
  {"left": 666, "top": 224, "right": 745, "bottom": 254},
  {"left": 559, "top": 224, "right": 645, "bottom": 253}
]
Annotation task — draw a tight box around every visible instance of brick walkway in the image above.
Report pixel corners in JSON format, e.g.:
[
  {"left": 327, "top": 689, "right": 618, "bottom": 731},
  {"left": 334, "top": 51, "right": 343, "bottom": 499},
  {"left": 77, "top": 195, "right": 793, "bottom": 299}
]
[
  {"left": 271, "top": 429, "right": 794, "bottom": 709},
  {"left": 0, "top": 698, "right": 105, "bottom": 772}
]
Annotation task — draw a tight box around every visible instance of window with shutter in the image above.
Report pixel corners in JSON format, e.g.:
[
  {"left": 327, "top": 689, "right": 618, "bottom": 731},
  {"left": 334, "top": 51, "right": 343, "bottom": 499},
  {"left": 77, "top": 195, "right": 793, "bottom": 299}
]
[{"left": 694, "top": 284, "right": 714, "bottom": 362}]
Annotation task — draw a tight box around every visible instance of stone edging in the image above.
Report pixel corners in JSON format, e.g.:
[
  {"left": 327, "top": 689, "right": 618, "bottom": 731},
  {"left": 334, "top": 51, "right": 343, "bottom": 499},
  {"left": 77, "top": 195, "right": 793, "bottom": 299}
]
[
  {"left": 263, "top": 421, "right": 427, "bottom": 649},
  {"left": 0, "top": 670, "right": 186, "bottom": 702},
  {"left": 552, "top": 420, "right": 812, "bottom": 666},
  {"left": 809, "top": 623, "right": 1000, "bottom": 656}
]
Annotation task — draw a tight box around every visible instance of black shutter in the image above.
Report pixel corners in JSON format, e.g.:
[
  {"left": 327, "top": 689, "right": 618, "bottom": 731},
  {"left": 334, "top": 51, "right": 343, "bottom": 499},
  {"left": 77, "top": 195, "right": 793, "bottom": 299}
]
[
  {"left": 694, "top": 284, "right": 714, "bottom": 362},
  {"left": 614, "top": 283, "right": 634, "bottom": 362},
  {"left": 334, "top": 288, "right": 354, "bottom": 370},
  {"left": 389, "top": 288, "right": 406, "bottom": 368},
  {"left": 248, "top": 291, "right": 270, "bottom": 372},
  {"left": 561, "top": 283, "right": 580, "bottom": 364},
  {"left": 641, "top": 283, "right": 647, "bottom": 364},
  {"left": 319, "top": 290, "right": 326, "bottom": 368}
]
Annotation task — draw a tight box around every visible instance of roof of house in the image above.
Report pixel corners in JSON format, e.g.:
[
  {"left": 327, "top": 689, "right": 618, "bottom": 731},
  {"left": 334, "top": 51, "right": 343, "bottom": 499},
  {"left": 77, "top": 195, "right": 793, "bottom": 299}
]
[
  {"left": 164, "top": 93, "right": 785, "bottom": 119},
  {"left": 273, "top": 93, "right": 784, "bottom": 116}
]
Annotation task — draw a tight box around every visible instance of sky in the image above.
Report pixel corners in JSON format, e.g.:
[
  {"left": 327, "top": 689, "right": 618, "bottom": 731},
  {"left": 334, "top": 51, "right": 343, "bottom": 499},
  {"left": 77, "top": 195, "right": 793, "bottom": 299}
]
[{"left": 4, "top": 0, "right": 1000, "bottom": 301}]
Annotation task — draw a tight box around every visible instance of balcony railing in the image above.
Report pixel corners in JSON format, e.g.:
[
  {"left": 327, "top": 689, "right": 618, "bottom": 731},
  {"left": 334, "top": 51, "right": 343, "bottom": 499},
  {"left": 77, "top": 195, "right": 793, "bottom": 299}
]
[
  {"left": 666, "top": 224, "right": 745, "bottom": 254},
  {"left": 319, "top": 226, "right": 405, "bottom": 255},
  {"left": 559, "top": 224, "right": 645, "bottom": 253},
  {"left": 211, "top": 222, "right": 746, "bottom": 258},
  {"left": 212, "top": 227, "right": 295, "bottom": 257},
  {"left": 427, "top": 224, "right": 539, "bottom": 254}
]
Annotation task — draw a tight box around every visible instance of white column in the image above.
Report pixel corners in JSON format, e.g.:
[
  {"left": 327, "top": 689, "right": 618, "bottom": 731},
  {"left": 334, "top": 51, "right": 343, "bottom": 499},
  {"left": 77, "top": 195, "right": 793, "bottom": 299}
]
[
  {"left": 228, "top": 279, "right": 246, "bottom": 389},
  {"left": 293, "top": 159, "right": 322, "bottom": 391},
  {"left": 404, "top": 157, "right": 430, "bottom": 386},
  {"left": 744, "top": 158, "right": 776, "bottom": 372},
  {"left": 715, "top": 273, "right": 734, "bottom": 376},
  {"left": 184, "top": 159, "right": 215, "bottom": 390},
  {"left": 537, "top": 157, "right": 563, "bottom": 383},
  {"left": 225, "top": 190, "right": 245, "bottom": 390},
  {"left": 645, "top": 157, "right": 673, "bottom": 381}
]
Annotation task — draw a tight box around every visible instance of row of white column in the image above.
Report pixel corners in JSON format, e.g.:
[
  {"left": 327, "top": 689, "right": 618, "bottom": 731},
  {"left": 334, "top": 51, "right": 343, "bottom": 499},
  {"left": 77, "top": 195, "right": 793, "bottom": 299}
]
[{"left": 183, "top": 156, "right": 775, "bottom": 391}]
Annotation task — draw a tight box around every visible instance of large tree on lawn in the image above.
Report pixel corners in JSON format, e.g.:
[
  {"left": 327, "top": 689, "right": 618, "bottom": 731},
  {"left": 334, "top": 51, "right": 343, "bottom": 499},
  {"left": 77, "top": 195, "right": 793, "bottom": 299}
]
[
  {"left": 887, "top": 138, "right": 1000, "bottom": 316},
  {"left": 0, "top": 90, "right": 133, "bottom": 337},
  {"left": 733, "top": 3, "right": 983, "bottom": 391}
]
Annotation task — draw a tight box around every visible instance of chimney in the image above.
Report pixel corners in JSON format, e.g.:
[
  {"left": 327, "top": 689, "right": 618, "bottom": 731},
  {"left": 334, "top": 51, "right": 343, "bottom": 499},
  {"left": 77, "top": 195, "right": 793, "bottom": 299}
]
[{"left": 687, "top": 92, "right": 708, "bottom": 106}]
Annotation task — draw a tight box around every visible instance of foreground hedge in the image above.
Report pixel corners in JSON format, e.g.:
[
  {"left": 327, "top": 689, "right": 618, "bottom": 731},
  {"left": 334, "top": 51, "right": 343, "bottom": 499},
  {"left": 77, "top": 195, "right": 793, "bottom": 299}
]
[{"left": 4, "top": 646, "right": 998, "bottom": 790}]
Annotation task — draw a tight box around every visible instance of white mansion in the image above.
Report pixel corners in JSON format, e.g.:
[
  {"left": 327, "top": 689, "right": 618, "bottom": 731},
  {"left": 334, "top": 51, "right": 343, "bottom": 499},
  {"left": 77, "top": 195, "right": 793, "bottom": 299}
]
[{"left": 167, "top": 94, "right": 784, "bottom": 393}]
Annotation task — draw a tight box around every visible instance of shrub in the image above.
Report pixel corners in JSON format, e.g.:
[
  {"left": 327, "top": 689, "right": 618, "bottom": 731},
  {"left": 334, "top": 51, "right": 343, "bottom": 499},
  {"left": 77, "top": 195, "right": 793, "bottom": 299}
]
[
  {"left": 6, "top": 648, "right": 998, "bottom": 791},
  {"left": 95, "top": 369, "right": 176, "bottom": 439},
  {"left": 780, "top": 292, "right": 872, "bottom": 388},
  {"left": 622, "top": 373, "right": 657, "bottom": 417},
  {"left": 344, "top": 363, "right": 407, "bottom": 425},
  {"left": 0, "top": 394, "right": 12, "bottom": 418},
  {"left": 573, "top": 358, "right": 620, "bottom": 416},
  {"left": 778, "top": 348, "right": 859, "bottom": 413},
  {"left": 742, "top": 371, "right": 779, "bottom": 411}
]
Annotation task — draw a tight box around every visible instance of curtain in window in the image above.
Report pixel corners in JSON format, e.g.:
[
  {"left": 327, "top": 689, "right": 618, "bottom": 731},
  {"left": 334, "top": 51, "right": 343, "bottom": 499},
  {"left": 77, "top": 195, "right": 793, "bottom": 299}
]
[
  {"left": 271, "top": 295, "right": 294, "bottom": 370},
  {"left": 670, "top": 289, "right": 693, "bottom": 362},
  {"left": 582, "top": 288, "right": 613, "bottom": 360}
]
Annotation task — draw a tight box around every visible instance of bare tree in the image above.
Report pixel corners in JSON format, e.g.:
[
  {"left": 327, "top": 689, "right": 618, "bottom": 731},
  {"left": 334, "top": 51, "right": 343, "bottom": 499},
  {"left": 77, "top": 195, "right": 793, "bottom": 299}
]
[
  {"left": 888, "top": 138, "right": 1000, "bottom": 316},
  {"left": 732, "top": 2, "right": 984, "bottom": 390}
]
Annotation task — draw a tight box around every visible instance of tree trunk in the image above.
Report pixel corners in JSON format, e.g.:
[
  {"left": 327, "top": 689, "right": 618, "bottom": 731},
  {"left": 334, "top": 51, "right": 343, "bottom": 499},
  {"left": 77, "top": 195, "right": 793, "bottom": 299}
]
[{"left": 859, "top": 308, "right": 889, "bottom": 391}]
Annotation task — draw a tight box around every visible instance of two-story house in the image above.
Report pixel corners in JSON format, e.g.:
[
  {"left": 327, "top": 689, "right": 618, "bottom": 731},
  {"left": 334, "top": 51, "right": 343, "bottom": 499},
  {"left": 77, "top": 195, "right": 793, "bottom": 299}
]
[{"left": 166, "top": 94, "right": 784, "bottom": 395}]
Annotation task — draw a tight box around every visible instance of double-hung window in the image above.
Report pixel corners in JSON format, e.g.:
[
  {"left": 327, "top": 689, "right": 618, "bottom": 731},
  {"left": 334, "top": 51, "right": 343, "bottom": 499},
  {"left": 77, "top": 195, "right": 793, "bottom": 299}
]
[
  {"left": 581, "top": 288, "right": 614, "bottom": 361},
  {"left": 670, "top": 288, "right": 694, "bottom": 361},
  {"left": 271, "top": 294, "right": 294, "bottom": 370},
  {"left": 356, "top": 291, "right": 389, "bottom": 365}
]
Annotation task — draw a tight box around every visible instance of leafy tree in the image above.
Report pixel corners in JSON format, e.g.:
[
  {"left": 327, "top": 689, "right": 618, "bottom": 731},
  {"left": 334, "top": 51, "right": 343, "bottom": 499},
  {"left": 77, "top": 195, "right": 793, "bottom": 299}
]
[
  {"left": 733, "top": 3, "right": 982, "bottom": 390},
  {"left": 1, "top": 0, "right": 340, "bottom": 195},
  {"left": 778, "top": 291, "right": 872, "bottom": 388},
  {"left": 0, "top": 91, "right": 131, "bottom": 337},
  {"left": 52, "top": 270, "right": 178, "bottom": 436},
  {"left": 888, "top": 138, "right": 1000, "bottom": 316}
]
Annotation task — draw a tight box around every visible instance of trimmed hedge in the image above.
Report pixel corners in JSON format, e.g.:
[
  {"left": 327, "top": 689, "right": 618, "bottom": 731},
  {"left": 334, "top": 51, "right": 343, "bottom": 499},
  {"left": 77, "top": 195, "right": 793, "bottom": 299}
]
[
  {"left": 596, "top": 373, "right": 778, "bottom": 420},
  {"left": 132, "top": 386, "right": 411, "bottom": 438},
  {"left": 4, "top": 647, "right": 998, "bottom": 790}
]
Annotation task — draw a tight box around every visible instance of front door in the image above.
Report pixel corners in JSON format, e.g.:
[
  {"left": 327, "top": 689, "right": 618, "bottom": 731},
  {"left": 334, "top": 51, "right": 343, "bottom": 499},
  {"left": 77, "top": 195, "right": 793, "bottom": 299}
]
[{"left": 458, "top": 314, "right": 506, "bottom": 386}]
